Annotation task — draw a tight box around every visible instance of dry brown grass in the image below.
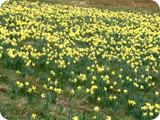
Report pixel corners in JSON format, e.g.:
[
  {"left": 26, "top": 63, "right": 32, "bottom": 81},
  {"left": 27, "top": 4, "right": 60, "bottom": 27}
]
[
  {"left": 29, "top": 0, "right": 159, "bottom": 13},
  {"left": 45, "top": 0, "right": 160, "bottom": 13},
  {"left": 87, "top": 0, "right": 159, "bottom": 13},
  {"left": 90, "top": 0, "right": 154, "bottom": 6}
]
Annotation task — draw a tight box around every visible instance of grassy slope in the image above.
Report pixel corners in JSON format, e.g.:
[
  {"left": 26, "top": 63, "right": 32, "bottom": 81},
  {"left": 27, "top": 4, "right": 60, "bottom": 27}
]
[
  {"left": 0, "top": 0, "right": 160, "bottom": 120},
  {"left": 29, "top": 0, "right": 160, "bottom": 13}
]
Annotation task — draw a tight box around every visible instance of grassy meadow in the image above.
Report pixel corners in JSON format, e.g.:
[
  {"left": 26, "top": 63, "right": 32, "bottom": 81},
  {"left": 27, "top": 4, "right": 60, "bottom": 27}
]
[
  {"left": 27, "top": 0, "right": 160, "bottom": 13},
  {"left": 0, "top": 0, "right": 160, "bottom": 120}
]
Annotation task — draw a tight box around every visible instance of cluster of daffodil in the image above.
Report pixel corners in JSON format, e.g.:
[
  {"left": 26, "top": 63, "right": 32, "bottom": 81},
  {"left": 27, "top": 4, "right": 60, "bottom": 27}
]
[
  {"left": 0, "top": 0, "right": 160, "bottom": 119},
  {"left": 128, "top": 100, "right": 136, "bottom": 106},
  {"left": 141, "top": 103, "right": 160, "bottom": 118},
  {"left": 16, "top": 80, "right": 36, "bottom": 93}
]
